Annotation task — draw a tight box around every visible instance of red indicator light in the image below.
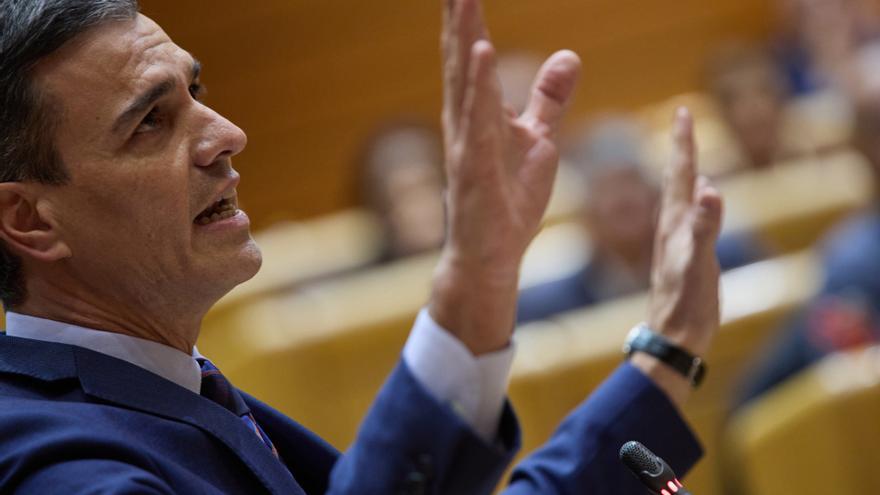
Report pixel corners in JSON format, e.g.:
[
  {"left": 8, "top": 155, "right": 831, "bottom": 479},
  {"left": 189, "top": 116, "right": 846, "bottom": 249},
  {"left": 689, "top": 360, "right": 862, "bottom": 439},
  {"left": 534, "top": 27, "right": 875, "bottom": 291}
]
[
  {"left": 661, "top": 490, "right": 671, "bottom": 495},
  {"left": 675, "top": 479, "right": 683, "bottom": 488},
  {"left": 668, "top": 480, "right": 679, "bottom": 492}
]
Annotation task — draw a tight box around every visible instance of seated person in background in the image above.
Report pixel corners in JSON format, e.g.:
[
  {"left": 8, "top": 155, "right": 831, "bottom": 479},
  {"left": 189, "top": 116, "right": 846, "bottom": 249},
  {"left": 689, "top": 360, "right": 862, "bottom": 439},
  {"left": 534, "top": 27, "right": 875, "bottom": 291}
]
[
  {"left": 359, "top": 121, "right": 447, "bottom": 261},
  {"left": 736, "top": 43, "right": 880, "bottom": 407},
  {"left": 517, "top": 116, "right": 766, "bottom": 324},
  {"left": 707, "top": 42, "right": 821, "bottom": 174},
  {"left": 359, "top": 54, "right": 571, "bottom": 263},
  {"left": 772, "top": 0, "right": 880, "bottom": 95}
]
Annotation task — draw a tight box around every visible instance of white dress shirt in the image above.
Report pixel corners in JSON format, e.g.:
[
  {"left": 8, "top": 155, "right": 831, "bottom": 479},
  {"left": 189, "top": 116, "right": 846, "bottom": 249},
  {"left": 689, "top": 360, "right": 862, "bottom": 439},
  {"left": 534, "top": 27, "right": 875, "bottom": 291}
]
[{"left": 4, "top": 308, "right": 514, "bottom": 442}]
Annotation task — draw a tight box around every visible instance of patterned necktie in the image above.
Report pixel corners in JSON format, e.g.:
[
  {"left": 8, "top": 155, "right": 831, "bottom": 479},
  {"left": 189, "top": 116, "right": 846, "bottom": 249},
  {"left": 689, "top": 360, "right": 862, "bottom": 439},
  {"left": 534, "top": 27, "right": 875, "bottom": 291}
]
[{"left": 197, "top": 358, "right": 280, "bottom": 459}]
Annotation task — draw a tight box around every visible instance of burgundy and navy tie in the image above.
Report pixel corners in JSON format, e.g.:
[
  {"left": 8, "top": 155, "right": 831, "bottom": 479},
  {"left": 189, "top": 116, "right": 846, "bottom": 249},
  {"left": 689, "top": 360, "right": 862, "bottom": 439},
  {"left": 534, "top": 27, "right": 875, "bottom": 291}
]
[{"left": 197, "top": 358, "right": 280, "bottom": 459}]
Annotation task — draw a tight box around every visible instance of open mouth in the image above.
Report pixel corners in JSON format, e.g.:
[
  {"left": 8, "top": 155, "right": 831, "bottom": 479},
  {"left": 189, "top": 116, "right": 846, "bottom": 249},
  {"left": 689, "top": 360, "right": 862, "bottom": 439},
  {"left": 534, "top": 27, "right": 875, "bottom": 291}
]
[{"left": 195, "top": 197, "right": 239, "bottom": 225}]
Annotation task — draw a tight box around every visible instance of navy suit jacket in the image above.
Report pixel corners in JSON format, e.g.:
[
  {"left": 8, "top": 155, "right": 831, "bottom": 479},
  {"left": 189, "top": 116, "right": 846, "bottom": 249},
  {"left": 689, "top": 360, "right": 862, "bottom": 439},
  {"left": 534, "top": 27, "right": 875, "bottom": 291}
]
[{"left": 0, "top": 334, "right": 701, "bottom": 494}]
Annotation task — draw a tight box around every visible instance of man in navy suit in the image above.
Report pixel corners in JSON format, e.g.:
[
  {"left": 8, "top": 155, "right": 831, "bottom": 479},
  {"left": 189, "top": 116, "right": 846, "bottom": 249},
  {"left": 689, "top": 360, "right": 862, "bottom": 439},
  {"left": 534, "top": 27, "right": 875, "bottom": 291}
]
[{"left": 0, "top": 0, "right": 724, "bottom": 493}]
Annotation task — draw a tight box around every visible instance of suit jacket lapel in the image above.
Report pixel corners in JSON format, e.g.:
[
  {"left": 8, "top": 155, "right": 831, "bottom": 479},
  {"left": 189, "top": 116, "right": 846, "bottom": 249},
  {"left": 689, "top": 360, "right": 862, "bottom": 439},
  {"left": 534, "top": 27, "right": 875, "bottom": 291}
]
[{"left": 70, "top": 343, "right": 306, "bottom": 495}]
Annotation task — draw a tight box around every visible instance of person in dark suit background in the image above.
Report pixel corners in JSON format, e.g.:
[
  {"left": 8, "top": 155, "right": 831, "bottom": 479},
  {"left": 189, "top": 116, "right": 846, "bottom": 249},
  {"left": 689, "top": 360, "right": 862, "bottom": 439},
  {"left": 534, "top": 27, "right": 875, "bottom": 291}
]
[
  {"left": 736, "top": 42, "right": 880, "bottom": 407},
  {"left": 772, "top": 0, "right": 880, "bottom": 96},
  {"left": 517, "top": 116, "right": 765, "bottom": 324},
  {"left": 0, "top": 0, "right": 725, "bottom": 493}
]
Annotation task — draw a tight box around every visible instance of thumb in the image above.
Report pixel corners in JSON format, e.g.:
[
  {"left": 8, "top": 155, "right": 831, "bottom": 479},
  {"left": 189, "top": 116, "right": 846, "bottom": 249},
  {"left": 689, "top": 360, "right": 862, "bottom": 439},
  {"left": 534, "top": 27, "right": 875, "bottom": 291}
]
[{"left": 520, "top": 49, "right": 582, "bottom": 136}]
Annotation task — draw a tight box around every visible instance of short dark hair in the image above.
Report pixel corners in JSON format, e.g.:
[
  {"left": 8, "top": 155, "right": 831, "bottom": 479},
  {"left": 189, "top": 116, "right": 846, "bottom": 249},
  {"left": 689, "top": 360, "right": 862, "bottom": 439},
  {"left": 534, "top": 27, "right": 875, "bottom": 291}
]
[{"left": 0, "top": 0, "right": 139, "bottom": 308}]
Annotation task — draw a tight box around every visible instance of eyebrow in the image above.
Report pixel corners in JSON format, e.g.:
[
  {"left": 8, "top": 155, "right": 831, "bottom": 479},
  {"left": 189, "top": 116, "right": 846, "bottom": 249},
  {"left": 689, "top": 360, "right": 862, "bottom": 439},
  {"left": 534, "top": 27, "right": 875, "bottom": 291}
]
[{"left": 111, "top": 58, "right": 202, "bottom": 135}]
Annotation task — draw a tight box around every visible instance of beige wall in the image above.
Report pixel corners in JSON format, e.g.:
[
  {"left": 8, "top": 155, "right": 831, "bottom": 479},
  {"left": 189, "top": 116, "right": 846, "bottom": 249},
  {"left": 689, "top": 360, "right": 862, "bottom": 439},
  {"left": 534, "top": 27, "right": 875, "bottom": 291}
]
[{"left": 141, "top": 0, "right": 774, "bottom": 228}]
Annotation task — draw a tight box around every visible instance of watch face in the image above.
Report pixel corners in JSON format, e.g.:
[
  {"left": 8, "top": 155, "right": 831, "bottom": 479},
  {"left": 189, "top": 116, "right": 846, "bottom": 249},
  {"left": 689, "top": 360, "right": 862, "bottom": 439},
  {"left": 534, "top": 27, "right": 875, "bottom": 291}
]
[{"left": 622, "top": 325, "right": 644, "bottom": 355}]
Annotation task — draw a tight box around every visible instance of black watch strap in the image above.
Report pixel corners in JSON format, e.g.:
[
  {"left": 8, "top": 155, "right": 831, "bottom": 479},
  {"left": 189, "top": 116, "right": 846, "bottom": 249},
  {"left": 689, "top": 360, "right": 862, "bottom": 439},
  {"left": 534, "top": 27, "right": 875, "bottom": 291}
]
[{"left": 622, "top": 324, "right": 706, "bottom": 388}]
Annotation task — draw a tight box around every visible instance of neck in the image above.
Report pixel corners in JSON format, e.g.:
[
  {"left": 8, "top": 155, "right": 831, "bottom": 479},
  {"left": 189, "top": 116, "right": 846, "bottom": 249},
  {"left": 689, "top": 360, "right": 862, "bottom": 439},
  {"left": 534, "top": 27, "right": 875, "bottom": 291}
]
[{"left": 16, "top": 276, "right": 207, "bottom": 354}]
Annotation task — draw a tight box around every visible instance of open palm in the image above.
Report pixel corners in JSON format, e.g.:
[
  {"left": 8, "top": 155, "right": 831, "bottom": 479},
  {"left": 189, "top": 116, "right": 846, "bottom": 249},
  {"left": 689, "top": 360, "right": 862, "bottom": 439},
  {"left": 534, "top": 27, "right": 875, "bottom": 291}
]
[
  {"left": 441, "top": 0, "right": 581, "bottom": 277},
  {"left": 430, "top": 0, "right": 581, "bottom": 355}
]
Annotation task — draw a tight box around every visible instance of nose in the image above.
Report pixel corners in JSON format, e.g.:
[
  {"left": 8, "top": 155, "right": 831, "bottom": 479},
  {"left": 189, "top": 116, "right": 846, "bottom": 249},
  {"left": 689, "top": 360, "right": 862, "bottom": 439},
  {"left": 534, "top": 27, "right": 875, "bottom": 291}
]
[{"left": 192, "top": 106, "right": 248, "bottom": 168}]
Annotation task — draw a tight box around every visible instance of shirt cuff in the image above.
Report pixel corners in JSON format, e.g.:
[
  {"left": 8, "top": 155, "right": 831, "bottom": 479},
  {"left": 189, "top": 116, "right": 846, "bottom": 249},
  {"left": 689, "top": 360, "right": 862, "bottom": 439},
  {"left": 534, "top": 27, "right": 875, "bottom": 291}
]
[{"left": 402, "top": 308, "right": 515, "bottom": 443}]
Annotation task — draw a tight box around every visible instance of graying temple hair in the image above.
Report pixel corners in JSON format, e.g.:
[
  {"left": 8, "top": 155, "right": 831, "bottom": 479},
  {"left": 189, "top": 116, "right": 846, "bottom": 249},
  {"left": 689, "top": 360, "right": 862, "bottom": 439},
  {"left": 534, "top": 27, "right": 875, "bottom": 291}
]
[
  {"left": 0, "top": 0, "right": 140, "bottom": 308},
  {"left": 568, "top": 116, "right": 657, "bottom": 187}
]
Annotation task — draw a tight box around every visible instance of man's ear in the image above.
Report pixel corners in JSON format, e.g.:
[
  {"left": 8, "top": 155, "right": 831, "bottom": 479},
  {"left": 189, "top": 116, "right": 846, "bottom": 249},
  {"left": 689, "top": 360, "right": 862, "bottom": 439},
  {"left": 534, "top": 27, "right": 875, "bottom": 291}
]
[{"left": 0, "top": 183, "right": 71, "bottom": 262}]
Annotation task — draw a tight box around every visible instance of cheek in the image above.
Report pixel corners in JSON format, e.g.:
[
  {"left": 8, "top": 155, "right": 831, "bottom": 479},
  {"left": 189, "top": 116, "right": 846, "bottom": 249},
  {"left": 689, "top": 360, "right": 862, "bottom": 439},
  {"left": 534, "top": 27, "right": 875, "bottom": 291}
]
[{"left": 59, "top": 177, "right": 192, "bottom": 254}]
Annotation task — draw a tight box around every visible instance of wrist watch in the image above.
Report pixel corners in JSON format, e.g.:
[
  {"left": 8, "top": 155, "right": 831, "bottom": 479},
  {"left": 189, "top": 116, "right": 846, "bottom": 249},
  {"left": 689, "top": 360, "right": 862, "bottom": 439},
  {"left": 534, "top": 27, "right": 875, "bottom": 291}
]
[{"left": 622, "top": 324, "right": 706, "bottom": 388}]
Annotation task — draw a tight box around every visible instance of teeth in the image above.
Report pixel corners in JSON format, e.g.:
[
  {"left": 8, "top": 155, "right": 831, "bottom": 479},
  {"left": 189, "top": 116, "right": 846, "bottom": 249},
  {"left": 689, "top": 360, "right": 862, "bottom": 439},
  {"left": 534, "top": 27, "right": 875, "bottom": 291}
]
[{"left": 194, "top": 195, "right": 239, "bottom": 226}]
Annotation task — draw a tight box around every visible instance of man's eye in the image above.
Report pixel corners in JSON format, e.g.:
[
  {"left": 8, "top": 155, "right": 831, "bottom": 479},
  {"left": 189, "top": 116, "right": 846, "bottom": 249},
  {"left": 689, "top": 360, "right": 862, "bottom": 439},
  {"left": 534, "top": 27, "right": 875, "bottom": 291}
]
[
  {"left": 189, "top": 83, "right": 205, "bottom": 101},
  {"left": 134, "top": 108, "right": 162, "bottom": 134}
]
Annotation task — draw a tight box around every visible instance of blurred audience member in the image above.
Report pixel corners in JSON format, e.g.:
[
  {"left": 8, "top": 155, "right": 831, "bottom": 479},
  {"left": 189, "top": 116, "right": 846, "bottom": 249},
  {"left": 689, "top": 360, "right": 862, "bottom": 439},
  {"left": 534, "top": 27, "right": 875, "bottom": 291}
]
[
  {"left": 735, "top": 43, "right": 880, "bottom": 407},
  {"left": 517, "top": 116, "right": 766, "bottom": 324},
  {"left": 707, "top": 43, "right": 820, "bottom": 172},
  {"left": 358, "top": 54, "right": 561, "bottom": 263},
  {"left": 360, "top": 121, "right": 446, "bottom": 260},
  {"left": 773, "top": 0, "right": 880, "bottom": 95}
]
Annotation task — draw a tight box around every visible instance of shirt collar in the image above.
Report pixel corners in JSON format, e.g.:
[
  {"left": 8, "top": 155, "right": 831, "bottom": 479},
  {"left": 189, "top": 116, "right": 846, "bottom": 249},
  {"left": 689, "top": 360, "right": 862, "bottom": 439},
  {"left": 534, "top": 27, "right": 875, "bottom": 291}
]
[{"left": 4, "top": 312, "right": 203, "bottom": 394}]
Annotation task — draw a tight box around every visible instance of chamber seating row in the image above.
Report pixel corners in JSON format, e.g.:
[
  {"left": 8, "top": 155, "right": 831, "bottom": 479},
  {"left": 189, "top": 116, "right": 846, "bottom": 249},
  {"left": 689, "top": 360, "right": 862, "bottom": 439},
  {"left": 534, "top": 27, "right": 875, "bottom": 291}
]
[
  {"left": 202, "top": 250, "right": 821, "bottom": 495},
  {"left": 199, "top": 133, "right": 873, "bottom": 495},
  {"left": 209, "top": 91, "right": 866, "bottom": 312}
]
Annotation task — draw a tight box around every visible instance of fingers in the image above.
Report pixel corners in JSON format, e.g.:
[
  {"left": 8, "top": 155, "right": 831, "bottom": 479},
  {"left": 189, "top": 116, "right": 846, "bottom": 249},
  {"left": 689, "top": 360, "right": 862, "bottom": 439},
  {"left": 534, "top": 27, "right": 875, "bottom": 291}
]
[
  {"left": 459, "top": 40, "right": 506, "bottom": 160},
  {"left": 442, "top": 0, "right": 489, "bottom": 136},
  {"left": 520, "top": 50, "right": 582, "bottom": 136},
  {"left": 441, "top": 0, "right": 462, "bottom": 130},
  {"left": 657, "top": 108, "right": 723, "bottom": 246},
  {"left": 693, "top": 176, "right": 724, "bottom": 244},
  {"left": 662, "top": 107, "right": 697, "bottom": 211}
]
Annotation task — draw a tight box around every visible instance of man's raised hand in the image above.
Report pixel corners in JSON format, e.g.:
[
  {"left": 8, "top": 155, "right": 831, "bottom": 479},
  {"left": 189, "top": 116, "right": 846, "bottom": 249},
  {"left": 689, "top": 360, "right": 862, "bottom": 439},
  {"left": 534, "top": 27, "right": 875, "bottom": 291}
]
[
  {"left": 430, "top": 0, "right": 581, "bottom": 355},
  {"left": 634, "top": 108, "right": 724, "bottom": 407},
  {"left": 649, "top": 108, "right": 723, "bottom": 357}
]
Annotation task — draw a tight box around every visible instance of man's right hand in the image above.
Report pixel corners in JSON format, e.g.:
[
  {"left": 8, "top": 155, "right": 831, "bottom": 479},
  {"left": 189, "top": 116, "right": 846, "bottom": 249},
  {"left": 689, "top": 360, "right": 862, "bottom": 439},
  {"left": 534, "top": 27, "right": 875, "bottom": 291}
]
[
  {"left": 429, "top": 0, "right": 581, "bottom": 357},
  {"left": 634, "top": 108, "right": 724, "bottom": 408}
]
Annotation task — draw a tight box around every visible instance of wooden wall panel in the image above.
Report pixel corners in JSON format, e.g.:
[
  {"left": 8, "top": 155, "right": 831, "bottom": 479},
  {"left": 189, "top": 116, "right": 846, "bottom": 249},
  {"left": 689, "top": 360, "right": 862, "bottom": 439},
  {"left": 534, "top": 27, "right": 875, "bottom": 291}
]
[{"left": 140, "top": 0, "right": 774, "bottom": 228}]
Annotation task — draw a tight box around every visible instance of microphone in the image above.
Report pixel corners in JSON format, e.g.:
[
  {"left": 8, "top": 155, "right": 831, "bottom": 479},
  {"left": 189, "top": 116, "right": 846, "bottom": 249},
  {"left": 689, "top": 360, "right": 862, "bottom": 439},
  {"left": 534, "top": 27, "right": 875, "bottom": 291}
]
[{"left": 619, "top": 441, "right": 693, "bottom": 495}]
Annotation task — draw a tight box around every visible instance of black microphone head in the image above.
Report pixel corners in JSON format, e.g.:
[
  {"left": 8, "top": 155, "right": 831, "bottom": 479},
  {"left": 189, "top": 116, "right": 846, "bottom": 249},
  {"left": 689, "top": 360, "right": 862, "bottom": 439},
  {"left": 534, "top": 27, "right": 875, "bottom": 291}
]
[
  {"left": 619, "top": 441, "right": 680, "bottom": 493},
  {"left": 620, "top": 441, "right": 663, "bottom": 475}
]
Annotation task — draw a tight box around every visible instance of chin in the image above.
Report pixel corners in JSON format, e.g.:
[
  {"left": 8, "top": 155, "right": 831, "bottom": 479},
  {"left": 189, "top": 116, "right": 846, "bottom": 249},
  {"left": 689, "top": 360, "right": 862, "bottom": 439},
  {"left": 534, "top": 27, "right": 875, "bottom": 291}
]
[
  {"left": 203, "top": 239, "right": 263, "bottom": 300},
  {"left": 232, "top": 239, "right": 264, "bottom": 285}
]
